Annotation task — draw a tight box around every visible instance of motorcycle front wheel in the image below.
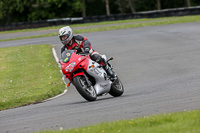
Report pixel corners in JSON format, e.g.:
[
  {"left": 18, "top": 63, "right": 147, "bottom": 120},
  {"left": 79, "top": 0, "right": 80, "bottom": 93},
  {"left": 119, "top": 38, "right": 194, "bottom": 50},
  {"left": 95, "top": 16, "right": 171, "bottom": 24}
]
[
  {"left": 109, "top": 76, "right": 124, "bottom": 97},
  {"left": 73, "top": 75, "right": 97, "bottom": 101}
]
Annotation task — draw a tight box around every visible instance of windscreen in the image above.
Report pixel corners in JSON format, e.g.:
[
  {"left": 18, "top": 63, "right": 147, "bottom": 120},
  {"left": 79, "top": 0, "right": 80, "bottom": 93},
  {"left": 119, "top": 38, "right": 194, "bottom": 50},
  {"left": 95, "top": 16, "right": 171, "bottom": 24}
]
[{"left": 61, "top": 50, "right": 73, "bottom": 63}]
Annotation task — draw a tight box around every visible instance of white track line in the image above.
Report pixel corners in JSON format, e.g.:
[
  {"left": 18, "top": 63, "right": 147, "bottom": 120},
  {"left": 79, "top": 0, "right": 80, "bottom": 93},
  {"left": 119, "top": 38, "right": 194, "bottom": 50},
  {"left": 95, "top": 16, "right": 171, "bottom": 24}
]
[{"left": 38, "top": 47, "right": 68, "bottom": 103}]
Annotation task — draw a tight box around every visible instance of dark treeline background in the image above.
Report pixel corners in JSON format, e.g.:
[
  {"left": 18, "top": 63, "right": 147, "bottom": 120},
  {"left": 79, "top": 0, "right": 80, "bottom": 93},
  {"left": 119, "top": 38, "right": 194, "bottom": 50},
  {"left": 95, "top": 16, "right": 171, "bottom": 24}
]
[{"left": 0, "top": 0, "right": 200, "bottom": 25}]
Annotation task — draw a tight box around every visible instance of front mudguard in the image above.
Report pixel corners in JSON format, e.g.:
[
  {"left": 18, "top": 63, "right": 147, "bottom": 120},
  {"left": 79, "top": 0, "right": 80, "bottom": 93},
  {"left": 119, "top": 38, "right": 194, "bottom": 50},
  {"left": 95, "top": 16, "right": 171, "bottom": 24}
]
[
  {"left": 72, "top": 72, "right": 85, "bottom": 79},
  {"left": 65, "top": 72, "right": 85, "bottom": 83},
  {"left": 73, "top": 72, "right": 92, "bottom": 87}
]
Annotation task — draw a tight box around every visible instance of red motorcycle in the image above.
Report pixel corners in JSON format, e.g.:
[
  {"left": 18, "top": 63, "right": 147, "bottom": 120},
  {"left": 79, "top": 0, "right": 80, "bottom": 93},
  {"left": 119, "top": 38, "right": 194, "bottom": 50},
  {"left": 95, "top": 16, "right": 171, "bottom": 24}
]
[{"left": 60, "top": 50, "right": 124, "bottom": 101}]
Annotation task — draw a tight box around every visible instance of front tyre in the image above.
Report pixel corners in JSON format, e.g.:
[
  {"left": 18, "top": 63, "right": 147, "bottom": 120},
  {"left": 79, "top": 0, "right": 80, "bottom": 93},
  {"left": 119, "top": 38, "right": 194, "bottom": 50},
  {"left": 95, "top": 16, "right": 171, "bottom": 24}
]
[
  {"left": 109, "top": 76, "right": 124, "bottom": 97},
  {"left": 73, "top": 76, "right": 97, "bottom": 101}
]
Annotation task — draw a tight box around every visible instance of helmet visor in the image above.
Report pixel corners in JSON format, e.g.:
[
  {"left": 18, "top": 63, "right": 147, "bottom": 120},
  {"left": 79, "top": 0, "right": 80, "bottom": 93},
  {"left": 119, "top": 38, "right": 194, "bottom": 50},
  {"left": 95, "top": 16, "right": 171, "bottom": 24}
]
[{"left": 60, "top": 34, "right": 69, "bottom": 41}]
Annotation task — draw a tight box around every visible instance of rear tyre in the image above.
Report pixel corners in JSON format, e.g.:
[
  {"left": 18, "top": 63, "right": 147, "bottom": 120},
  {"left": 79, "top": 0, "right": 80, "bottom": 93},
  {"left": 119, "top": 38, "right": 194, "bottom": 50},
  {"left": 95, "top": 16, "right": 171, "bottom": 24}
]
[
  {"left": 73, "top": 76, "right": 97, "bottom": 101},
  {"left": 109, "top": 76, "right": 124, "bottom": 97}
]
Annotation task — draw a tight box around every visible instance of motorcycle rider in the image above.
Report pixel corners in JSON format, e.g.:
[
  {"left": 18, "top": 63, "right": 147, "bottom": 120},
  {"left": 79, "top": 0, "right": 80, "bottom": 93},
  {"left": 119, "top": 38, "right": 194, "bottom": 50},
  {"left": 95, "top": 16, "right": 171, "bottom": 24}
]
[{"left": 58, "top": 26, "right": 115, "bottom": 79}]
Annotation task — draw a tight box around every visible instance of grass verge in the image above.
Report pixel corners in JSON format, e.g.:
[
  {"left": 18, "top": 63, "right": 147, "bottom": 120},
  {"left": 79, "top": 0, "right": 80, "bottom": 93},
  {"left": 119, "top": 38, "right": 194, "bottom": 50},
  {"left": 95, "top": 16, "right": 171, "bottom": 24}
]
[
  {"left": 0, "top": 18, "right": 161, "bottom": 34},
  {"left": 0, "top": 44, "right": 65, "bottom": 110},
  {"left": 40, "top": 110, "right": 200, "bottom": 133},
  {"left": 0, "top": 15, "right": 200, "bottom": 42}
]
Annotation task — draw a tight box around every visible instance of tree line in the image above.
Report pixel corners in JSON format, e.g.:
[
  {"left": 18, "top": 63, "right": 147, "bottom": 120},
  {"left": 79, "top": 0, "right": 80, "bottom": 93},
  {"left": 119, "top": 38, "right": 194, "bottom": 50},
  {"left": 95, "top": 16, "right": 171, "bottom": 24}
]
[{"left": 0, "top": 0, "right": 200, "bottom": 25}]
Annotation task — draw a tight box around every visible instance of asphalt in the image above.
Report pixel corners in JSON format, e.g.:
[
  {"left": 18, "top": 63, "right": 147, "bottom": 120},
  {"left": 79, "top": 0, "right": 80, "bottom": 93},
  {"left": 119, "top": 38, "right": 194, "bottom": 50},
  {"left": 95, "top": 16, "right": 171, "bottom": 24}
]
[{"left": 0, "top": 22, "right": 200, "bottom": 133}]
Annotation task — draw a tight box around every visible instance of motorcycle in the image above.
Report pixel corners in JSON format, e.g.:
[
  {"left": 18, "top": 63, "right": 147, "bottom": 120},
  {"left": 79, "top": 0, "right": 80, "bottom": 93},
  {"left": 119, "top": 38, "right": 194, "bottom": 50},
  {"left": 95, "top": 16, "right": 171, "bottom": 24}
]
[{"left": 60, "top": 50, "right": 124, "bottom": 101}]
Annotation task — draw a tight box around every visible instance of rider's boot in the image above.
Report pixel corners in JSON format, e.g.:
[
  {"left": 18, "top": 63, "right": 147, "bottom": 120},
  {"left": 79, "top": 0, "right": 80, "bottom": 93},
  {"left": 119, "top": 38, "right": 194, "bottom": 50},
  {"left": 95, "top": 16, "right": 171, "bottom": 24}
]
[
  {"left": 99, "top": 58, "right": 116, "bottom": 80},
  {"left": 90, "top": 53, "right": 116, "bottom": 79},
  {"left": 103, "top": 63, "right": 115, "bottom": 79}
]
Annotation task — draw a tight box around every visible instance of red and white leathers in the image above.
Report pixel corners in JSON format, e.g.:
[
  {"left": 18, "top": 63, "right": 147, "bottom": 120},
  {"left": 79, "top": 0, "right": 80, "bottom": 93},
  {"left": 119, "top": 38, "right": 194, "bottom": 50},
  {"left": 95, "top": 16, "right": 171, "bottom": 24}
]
[{"left": 61, "top": 34, "right": 106, "bottom": 66}]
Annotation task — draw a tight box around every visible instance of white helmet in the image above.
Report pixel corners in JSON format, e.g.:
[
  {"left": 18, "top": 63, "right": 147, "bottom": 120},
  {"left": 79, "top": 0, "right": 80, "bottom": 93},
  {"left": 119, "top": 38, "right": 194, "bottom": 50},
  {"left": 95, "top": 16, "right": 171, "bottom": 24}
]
[{"left": 58, "top": 26, "right": 73, "bottom": 46}]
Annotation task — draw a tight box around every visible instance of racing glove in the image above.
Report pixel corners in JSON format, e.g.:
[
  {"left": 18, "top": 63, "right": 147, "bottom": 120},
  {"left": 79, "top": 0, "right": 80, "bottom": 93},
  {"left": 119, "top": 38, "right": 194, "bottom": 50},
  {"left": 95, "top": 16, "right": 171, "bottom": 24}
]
[{"left": 84, "top": 48, "right": 90, "bottom": 54}]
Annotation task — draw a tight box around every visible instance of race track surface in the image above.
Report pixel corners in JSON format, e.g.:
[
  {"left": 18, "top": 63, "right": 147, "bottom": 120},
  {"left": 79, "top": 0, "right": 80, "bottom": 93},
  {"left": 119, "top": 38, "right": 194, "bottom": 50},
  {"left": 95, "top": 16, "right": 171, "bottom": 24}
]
[{"left": 0, "top": 22, "right": 200, "bottom": 133}]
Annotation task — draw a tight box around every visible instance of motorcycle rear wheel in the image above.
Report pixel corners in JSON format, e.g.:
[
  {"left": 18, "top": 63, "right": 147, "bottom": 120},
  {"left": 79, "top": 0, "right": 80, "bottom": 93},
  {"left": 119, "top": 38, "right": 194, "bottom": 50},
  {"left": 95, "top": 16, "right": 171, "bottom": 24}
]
[
  {"left": 73, "top": 75, "right": 97, "bottom": 101},
  {"left": 109, "top": 76, "right": 124, "bottom": 97}
]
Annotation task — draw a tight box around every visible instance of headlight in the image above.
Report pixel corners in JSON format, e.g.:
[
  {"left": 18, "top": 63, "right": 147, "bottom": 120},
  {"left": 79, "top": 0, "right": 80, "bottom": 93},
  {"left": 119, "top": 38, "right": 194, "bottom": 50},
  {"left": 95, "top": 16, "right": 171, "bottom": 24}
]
[{"left": 65, "top": 61, "right": 76, "bottom": 72}]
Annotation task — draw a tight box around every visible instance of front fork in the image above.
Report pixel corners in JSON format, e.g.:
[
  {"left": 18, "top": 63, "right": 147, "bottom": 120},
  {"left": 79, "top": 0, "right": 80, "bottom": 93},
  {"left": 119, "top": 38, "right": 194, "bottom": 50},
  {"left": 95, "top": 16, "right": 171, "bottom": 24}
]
[
  {"left": 83, "top": 72, "right": 92, "bottom": 87},
  {"left": 71, "top": 70, "right": 92, "bottom": 87}
]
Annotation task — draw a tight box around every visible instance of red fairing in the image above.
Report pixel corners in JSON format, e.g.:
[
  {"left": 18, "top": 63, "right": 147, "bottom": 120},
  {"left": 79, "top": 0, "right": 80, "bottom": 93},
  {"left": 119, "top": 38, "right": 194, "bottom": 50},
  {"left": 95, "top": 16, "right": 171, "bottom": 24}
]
[{"left": 61, "top": 51, "right": 90, "bottom": 82}]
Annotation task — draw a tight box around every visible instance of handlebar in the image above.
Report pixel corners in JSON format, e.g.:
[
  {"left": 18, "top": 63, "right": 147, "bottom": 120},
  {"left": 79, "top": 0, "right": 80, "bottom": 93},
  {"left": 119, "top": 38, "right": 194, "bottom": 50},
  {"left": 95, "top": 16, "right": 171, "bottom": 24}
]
[{"left": 77, "top": 52, "right": 90, "bottom": 56}]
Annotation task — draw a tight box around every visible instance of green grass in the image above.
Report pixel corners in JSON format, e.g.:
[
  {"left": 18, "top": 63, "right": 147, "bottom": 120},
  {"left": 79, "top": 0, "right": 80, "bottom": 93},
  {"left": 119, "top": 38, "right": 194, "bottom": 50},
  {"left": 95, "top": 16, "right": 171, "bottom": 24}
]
[
  {"left": 0, "top": 44, "right": 65, "bottom": 110},
  {"left": 0, "top": 18, "right": 156, "bottom": 34},
  {"left": 0, "top": 32, "right": 57, "bottom": 42},
  {"left": 0, "top": 15, "right": 200, "bottom": 42},
  {"left": 40, "top": 110, "right": 200, "bottom": 133}
]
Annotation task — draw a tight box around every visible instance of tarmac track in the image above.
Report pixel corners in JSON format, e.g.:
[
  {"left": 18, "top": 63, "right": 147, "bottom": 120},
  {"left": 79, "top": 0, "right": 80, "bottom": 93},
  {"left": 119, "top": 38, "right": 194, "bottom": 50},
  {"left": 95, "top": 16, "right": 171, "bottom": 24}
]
[{"left": 0, "top": 22, "right": 200, "bottom": 133}]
